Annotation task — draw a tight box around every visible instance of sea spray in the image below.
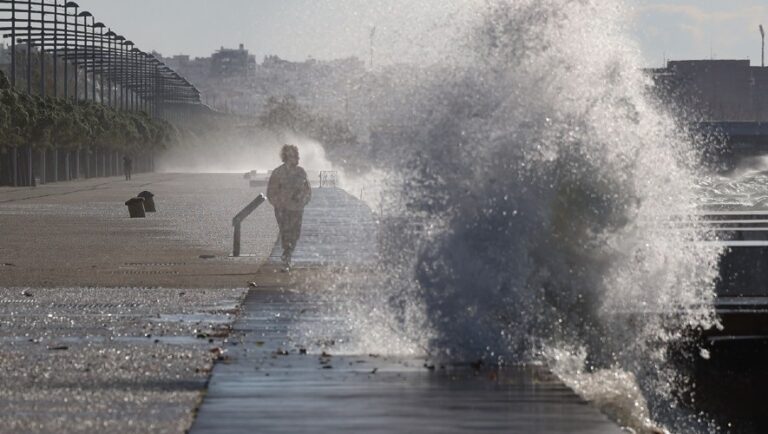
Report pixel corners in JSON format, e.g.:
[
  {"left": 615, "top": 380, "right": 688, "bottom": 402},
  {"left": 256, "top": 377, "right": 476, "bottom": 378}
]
[
  {"left": 301, "top": 1, "right": 723, "bottom": 431},
  {"left": 157, "top": 130, "right": 334, "bottom": 174}
]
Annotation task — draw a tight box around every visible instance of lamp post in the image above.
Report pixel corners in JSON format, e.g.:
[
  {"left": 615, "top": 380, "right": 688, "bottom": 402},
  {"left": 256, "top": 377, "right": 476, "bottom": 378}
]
[
  {"left": 90, "top": 20, "right": 103, "bottom": 102},
  {"left": 104, "top": 29, "right": 115, "bottom": 107},
  {"left": 114, "top": 34, "right": 124, "bottom": 109},
  {"left": 124, "top": 40, "right": 134, "bottom": 110},
  {"left": 151, "top": 59, "right": 161, "bottom": 118},
  {"left": 94, "top": 21, "right": 103, "bottom": 102},
  {"left": 141, "top": 51, "right": 148, "bottom": 113},
  {"left": 146, "top": 53, "right": 155, "bottom": 115},
  {"left": 39, "top": 6, "right": 45, "bottom": 97},
  {"left": 53, "top": 0, "right": 59, "bottom": 97},
  {"left": 36, "top": 1, "right": 52, "bottom": 183},
  {"left": 9, "top": 0, "right": 16, "bottom": 88},
  {"left": 134, "top": 48, "right": 144, "bottom": 113},
  {"left": 63, "top": 1, "right": 76, "bottom": 101},
  {"left": 77, "top": 10, "right": 90, "bottom": 101},
  {"left": 68, "top": 1, "right": 79, "bottom": 101},
  {"left": 53, "top": 0, "right": 62, "bottom": 182},
  {"left": 25, "top": 0, "right": 30, "bottom": 94},
  {"left": 130, "top": 46, "right": 139, "bottom": 111}
]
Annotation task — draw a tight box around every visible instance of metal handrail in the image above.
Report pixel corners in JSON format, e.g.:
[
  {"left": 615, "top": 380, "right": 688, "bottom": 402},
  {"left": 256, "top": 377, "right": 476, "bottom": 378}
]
[
  {"left": 319, "top": 171, "right": 337, "bottom": 188},
  {"left": 232, "top": 194, "right": 266, "bottom": 257}
]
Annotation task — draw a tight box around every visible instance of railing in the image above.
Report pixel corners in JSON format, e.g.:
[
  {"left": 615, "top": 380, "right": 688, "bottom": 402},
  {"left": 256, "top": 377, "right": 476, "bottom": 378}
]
[
  {"left": 319, "top": 171, "right": 337, "bottom": 188},
  {"left": 232, "top": 194, "right": 266, "bottom": 257}
]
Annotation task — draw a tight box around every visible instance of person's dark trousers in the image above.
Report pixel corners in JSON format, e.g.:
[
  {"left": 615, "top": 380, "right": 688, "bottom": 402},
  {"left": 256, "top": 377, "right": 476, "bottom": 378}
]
[{"left": 274, "top": 207, "right": 304, "bottom": 263}]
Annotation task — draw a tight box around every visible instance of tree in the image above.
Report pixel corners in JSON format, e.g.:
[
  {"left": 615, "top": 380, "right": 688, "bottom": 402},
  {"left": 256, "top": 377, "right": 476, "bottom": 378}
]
[{"left": 0, "top": 67, "right": 175, "bottom": 156}]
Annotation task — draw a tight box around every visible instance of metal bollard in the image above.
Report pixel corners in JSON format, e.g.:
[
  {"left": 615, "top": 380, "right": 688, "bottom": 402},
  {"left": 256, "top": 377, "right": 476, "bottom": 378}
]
[
  {"left": 137, "top": 191, "right": 156, "bottom": 212},
  {"left": 125, "top": 197, "right": 146, "bottom": 218}
]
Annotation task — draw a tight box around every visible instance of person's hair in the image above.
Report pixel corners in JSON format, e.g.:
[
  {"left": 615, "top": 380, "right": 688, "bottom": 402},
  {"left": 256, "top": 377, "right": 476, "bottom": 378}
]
[{"left": 280, "top": 144, "right": 299, "bottom": 163}]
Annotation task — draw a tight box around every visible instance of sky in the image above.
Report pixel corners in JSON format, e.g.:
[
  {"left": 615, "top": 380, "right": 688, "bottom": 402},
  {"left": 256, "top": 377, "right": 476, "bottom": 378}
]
[
  {"left": 67, "top": 0, "right": 768, "bottom": 68},
  {"left": 634, "top": 1, "right": 768, "bottom": 66}
]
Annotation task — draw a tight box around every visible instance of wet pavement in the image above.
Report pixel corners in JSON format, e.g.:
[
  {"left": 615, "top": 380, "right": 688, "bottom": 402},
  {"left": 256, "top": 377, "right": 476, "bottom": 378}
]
[
  {"left": 192, "top": 289, "right": 623, "bottom": 434},
  {"left": 0, "top": 287, "right": 246, "bottom": 433},
  {"left": 269, "top": 187, "right": 377, "bottom": 267},
  {"left": 192, "top": 188, "right": 623, "bottom": 434}
]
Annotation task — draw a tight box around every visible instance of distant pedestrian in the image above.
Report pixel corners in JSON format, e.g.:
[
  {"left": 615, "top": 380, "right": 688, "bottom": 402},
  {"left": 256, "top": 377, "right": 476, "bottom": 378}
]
[
  {"left": 123, "top": 156, "right": 133, "bottom": 181},
  {"left": 267, "top": 145, "right": 312, "bottom": 272}
]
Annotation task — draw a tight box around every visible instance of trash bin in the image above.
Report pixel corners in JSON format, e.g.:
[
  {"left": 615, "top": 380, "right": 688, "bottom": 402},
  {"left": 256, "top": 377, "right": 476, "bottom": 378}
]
[
  {"left": 125, "top": 197, "right": 146, "bottom": 218},
  {"left": 137, "top": 191, "right": 156, "bottom": 212}
]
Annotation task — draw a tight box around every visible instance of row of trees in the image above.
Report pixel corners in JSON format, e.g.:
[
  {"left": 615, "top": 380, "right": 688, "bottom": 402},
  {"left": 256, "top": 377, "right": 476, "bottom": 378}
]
[{"left": 0, "top": 70, "right": 176, "bottom": 157}]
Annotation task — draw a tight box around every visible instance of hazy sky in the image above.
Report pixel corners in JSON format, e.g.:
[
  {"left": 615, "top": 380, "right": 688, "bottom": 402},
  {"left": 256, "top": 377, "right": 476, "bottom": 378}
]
[
  {"left": 635, "top": 1, "right": 768, "bottom": 66},
  {"left": 74, "top": 1, "right": 768, "bottom": 67}
]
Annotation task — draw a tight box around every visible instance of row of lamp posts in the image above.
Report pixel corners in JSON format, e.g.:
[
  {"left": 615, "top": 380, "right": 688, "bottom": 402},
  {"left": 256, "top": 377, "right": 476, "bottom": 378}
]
[{"left": 0, "top": 0, "right": 203, "bottom": 187}]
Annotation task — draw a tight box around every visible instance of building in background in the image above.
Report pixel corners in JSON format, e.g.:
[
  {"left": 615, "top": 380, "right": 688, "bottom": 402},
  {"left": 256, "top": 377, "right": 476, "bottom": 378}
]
[
  {"left": 650, "top": 59, "right": 768, "bottom": 165},
  {"left": 211, "top": 44, "right": 256, "bottom": 78},
  {"left": 651, "top": 59, "right": 768, "bottom": 122},
  {"left": 159, "top": 46, "right": 367, "bottom": 125}
]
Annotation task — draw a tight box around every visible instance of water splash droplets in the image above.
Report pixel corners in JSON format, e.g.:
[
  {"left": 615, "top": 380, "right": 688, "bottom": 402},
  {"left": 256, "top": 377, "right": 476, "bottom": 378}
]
[{"left": 301, "top": 0, "right": 721, "bottom": 431}]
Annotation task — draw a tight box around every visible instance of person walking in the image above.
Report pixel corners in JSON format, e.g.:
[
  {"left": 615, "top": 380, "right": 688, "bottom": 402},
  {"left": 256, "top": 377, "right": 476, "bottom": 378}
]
[
  {"left": 267, "top": 145, "right": 312, "bottom": 271},
  {"left": 123, "top": 156, "right": 133, "bottom": 181}
]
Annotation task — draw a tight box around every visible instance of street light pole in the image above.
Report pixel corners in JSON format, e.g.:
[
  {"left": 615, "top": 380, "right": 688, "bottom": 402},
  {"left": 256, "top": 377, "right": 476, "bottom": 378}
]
[
  {"left": 25, "top": 0, "right": 31, "bottom": 94},
  {"left": 142, "top": 52, "right": 147, "bottom": 113},
  {"left": 131, "top": 46, "right": 137, "bottom": 111},
  {"left": 115, "top": 35, "right": 125, "bottom": 110},
  {"left": 53, "top": 0, "right": 58, "bottom": 97},
  {"left": 72, "top": 2, "right": 78, "bottom": 102},
  {"left": 39, "top": 7, "right": 45, "bottom": 97},
  {"left": 124, "top": 40, "right": 134, "bottom": 111},
  {"left": 77, "top": 11, "right": 90, "bottom": 101},
  {"left": 105, "top": 29, "right": 115, "bottom": 107},
  {"left": 9, "top": 0, "right": 15, "bottom": 88},
  {"left": 63, "top": 2, "right": 77, "bottom": 101},
  {"left": 95, "top": 22, "right": 103, "bottom": 102},
  {"left": 90, "top": 18, "right": 98, "bottom": 101}
]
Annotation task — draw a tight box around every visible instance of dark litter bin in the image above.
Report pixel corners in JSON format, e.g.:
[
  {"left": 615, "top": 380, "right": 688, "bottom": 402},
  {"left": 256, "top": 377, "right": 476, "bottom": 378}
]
[
  {"left": 138, "top": 191, "right": 156, "bottom": 212},
  {"left": 125, "top": 197, "right": 146, "bottom": 218}
]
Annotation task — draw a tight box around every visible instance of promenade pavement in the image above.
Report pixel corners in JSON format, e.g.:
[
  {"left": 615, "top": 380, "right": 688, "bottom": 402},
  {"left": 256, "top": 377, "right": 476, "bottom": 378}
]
[{"left": 0, "top": 173, "right": 277, "bottom": 288}]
